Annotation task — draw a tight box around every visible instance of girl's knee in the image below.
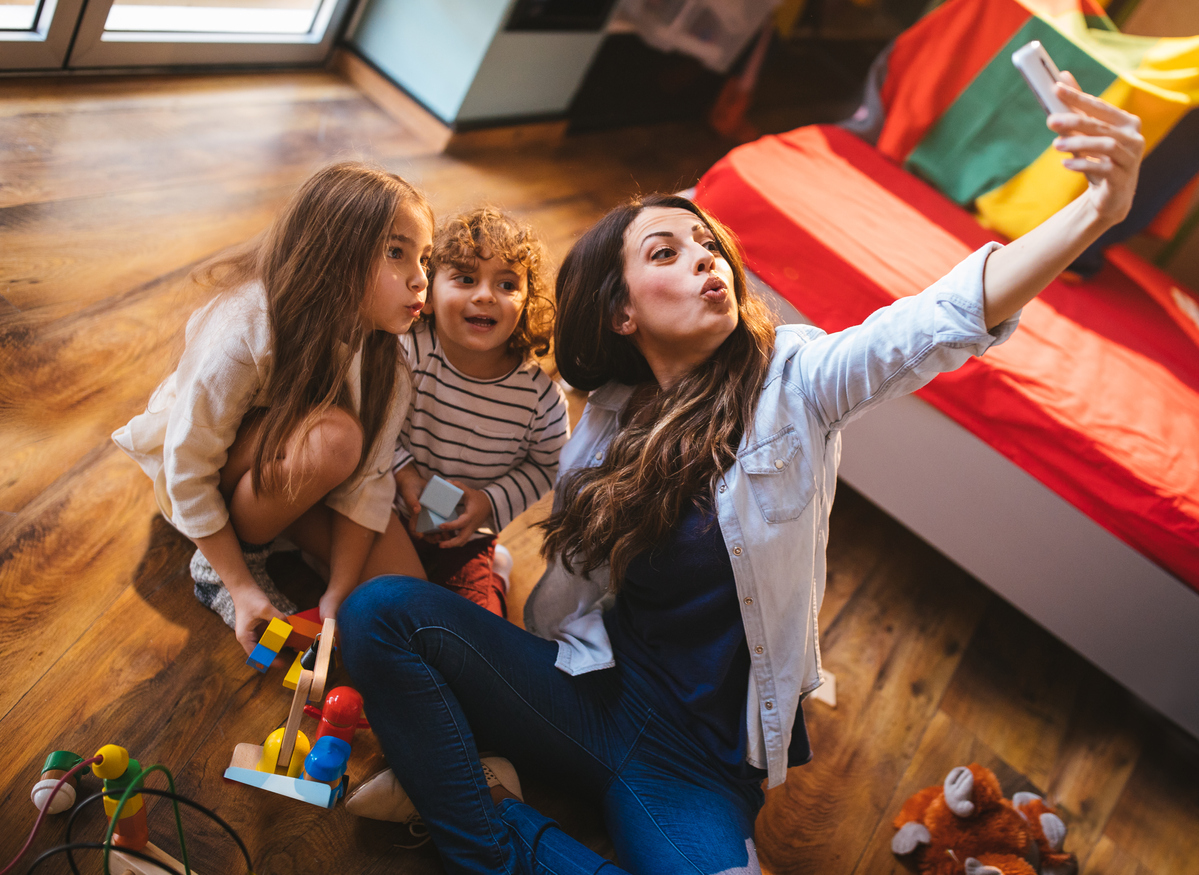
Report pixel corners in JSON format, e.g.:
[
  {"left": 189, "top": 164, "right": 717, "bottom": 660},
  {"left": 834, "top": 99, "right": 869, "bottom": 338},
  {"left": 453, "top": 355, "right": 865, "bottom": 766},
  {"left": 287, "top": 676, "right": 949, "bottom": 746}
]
[{"left": 305, "top": 406, "right": 364, "bottom": 482}]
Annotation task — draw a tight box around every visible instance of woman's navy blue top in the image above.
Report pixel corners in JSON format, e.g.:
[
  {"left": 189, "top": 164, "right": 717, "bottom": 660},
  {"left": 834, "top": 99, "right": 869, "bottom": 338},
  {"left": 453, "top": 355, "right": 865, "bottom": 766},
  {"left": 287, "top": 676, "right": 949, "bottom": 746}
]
[{"left": 604, "top": 497, "right": 811, "bottom": 782}]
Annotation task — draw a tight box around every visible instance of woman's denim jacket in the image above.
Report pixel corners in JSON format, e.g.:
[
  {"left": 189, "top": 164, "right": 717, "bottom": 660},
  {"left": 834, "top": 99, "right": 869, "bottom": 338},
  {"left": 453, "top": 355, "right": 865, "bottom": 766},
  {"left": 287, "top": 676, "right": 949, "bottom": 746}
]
[{"left": 525, "top": 243, "right": 1017, "bottom": 788}]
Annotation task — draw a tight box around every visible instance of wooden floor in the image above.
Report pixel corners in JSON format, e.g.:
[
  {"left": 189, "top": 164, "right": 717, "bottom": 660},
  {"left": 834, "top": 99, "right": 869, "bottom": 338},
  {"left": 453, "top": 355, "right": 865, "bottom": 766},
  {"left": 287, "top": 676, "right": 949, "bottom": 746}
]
[{"left": 2, "top": 70, "right": 1197, "bottom": 875}]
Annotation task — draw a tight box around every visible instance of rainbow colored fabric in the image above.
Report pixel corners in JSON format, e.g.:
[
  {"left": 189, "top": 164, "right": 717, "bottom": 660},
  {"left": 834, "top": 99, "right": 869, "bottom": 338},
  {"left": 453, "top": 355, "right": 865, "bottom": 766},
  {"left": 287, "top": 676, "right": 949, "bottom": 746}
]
[{"left": 875, "top": 0, "right": 1199, "bottom": 242}]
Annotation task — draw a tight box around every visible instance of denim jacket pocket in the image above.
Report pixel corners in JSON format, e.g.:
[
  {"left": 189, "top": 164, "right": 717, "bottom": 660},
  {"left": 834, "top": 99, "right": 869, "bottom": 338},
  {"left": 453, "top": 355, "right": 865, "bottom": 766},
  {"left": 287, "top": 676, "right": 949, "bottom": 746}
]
[{"left": 739, "top": 426, "right": 815, "bottom": 523}]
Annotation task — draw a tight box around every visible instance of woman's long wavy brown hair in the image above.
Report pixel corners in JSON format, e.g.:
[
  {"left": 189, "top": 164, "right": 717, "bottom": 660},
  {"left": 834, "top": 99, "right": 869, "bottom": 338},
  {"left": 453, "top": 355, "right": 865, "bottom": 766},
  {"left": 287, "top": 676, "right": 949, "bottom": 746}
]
[
  {"left": 540, "top": 194, "right": 776, "bottom": 589},
  {"left": 195, "top": 162, "right": 432, "bottom": 496}
]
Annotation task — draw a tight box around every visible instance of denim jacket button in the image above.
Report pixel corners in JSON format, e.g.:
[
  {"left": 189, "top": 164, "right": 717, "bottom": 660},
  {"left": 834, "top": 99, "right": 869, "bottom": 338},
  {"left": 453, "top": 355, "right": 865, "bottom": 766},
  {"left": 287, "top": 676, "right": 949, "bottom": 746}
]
[
  {"left": 594, "top": 452, "right": 603, "bottom": 461},
  {"left": 774, "top": 459, "right": 784, "bottom": 469},
  {"left": 743, "top": 596, "right": 753, "bottom": 605},
  {"left": 732, "top": 546, "right": 742, "bottom": 556},
  {"left": 719, "top": 483, "right": 726, "bottom": 493},
  {"left": 764, "top": 701, "right": 774, "bottom": 710},
  {"left": 754, "top": 645, "right": 764, "bottom": 654}
]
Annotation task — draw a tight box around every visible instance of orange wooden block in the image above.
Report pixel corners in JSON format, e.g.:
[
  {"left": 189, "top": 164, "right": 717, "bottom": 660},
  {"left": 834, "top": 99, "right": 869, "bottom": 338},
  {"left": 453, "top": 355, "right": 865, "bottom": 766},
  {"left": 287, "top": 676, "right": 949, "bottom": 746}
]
[{"left": 285, "top": 613, "right": 323, "bottom": 651}]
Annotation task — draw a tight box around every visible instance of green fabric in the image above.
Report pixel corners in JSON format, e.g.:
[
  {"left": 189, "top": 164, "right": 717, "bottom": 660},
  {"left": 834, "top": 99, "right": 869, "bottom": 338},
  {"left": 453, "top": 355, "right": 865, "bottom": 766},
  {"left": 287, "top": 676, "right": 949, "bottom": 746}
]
[{"left": 905, "top": 16, "right": 1117, "bottom": 205}]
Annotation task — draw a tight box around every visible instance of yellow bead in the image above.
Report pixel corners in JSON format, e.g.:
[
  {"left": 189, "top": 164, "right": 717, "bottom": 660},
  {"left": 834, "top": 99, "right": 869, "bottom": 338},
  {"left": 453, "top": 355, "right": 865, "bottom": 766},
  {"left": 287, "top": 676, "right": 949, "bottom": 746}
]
[
  {"left": 257, "top": 728, "right": 310, "bottom": 778},
  {"left": 92, "top": 745, "right": 129, "bottom": 780}
]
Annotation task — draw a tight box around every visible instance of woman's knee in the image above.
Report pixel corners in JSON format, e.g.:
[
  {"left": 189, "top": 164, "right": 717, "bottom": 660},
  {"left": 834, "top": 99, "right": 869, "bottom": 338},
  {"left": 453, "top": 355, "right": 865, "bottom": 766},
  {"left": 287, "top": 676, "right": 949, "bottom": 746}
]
[{"left": 338, "top": 575, "right": 472, "bottom": 644}]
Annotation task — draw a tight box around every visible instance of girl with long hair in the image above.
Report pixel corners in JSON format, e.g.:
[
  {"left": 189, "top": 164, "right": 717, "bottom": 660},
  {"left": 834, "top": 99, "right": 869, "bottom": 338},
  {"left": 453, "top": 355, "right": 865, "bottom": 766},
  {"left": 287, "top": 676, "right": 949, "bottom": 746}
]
[
  {"left": 337, "top": 81, "right": 1143, "bottom": 873},
  {"left": 114, "top": 162, "right": 432, "bottom": 656}
]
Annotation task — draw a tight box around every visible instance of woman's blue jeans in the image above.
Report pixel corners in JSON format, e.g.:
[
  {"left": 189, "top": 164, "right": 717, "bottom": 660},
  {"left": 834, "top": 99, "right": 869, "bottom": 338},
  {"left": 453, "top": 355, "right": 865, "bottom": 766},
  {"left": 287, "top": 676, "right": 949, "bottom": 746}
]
[{"left": 338, "top": 576, "right": 765, "bottom": 875}]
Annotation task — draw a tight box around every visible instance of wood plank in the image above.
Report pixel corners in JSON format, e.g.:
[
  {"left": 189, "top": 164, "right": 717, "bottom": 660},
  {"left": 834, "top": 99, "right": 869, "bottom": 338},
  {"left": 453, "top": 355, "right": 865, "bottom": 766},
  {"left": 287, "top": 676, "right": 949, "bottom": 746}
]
[
  {"left": 1099, "top": 716, "right": 1199, "bottom": 875},
  {"left": 1, "top": 176, "right": 286, "bottom": 318},
  {"left": 938, "top": 599, "right": 1142, "bottom": 863},
  {"left": 753, "top": 536, "right": 990, "bottom": 874},
  {"left": 819, "top": 485, "right": 902, "bottom": 627},
  {"left": 1083, "top": 836, "right": 1156, "bottom": 875},
  {"left": 0, "top": 76, "right": 436, "bottom": 209},
  {"left": 0, "top": 444, "right": 161, "bottom": 717}
]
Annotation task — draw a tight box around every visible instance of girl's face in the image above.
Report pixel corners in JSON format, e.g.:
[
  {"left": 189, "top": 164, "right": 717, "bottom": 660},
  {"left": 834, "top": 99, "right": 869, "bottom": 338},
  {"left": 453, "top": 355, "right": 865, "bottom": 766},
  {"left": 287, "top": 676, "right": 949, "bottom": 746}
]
[
  {"left": 616, "top": 206, "right": 738, "bottom": 386},
  {"left": 430, "top": 249, "right": 528, "bottom": 362},
  {"left": 362, "top": 204, "right": 433, "bottom": 335}
]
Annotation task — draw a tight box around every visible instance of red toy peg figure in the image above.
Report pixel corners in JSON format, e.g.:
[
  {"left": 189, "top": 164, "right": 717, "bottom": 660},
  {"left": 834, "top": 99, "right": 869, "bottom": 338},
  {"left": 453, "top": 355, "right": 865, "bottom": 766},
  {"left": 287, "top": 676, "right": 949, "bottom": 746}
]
[
  {"left": 91, "top": 744, "right": 149, "bottom": 850},
  {"left": 312, "top": 686, "right": 366, "bottom": 746}
]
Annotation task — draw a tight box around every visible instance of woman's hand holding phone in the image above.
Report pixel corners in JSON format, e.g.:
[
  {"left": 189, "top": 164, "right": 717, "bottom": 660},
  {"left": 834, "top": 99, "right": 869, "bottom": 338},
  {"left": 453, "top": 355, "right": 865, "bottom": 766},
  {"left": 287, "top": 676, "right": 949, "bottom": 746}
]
[{"left": 1048, "top": 72, "right": 1144, "bottom": 227}]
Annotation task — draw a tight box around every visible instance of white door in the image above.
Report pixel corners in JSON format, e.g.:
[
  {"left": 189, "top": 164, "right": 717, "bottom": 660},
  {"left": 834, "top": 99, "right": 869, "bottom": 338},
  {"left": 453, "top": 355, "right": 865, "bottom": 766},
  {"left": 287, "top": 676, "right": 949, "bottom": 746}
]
[{"left": 2, "top": 0, "right": 88, "bottom": 68}]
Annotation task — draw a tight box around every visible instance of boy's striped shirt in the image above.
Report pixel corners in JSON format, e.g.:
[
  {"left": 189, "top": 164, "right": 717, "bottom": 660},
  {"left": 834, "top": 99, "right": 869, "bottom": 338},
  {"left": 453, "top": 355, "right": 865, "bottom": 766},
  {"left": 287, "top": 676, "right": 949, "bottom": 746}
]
[{"left": 393, "top": 321, "right": 569, "bottom": 533}]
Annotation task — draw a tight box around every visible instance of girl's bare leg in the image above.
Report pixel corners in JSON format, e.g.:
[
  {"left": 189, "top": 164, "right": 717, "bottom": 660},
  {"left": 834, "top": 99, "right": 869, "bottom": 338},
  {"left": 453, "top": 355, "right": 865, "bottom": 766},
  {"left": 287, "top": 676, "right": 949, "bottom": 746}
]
[
  {"left": 285, "top": 505, "right": 425, "bottom": 582},
  {"left": 219, "top": 406, "right": 363, "bottom": 544},
  {"left": 218, "top": 408, "right": 425, "bottom": 621}
]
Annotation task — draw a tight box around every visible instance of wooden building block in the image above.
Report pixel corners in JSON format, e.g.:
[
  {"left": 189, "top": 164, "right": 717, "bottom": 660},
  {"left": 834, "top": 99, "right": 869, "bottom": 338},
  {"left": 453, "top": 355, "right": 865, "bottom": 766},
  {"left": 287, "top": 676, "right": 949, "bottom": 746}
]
[
  {"left": 310, "top": 617, "right": 335, "bottom": 704},
  {"left": 110, "top": 841, "right": 204, "bottom": 875},
  {"left": 259, "top": 617, "right": 292, "bottom": 652},
  {"left": 277, "top": 670, "right": 313, "bottom": 772},
  {"left": 282, "top": 652, "right": 303, "bottom": 690}
]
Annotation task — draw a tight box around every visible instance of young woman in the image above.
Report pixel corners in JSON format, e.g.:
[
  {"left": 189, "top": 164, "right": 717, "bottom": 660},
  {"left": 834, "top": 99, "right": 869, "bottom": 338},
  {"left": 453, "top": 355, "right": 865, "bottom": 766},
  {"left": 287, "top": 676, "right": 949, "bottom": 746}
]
[
  {"left": 337, "top": 80, "right": 1144, "bottom": 874},
  {"left": 114, "top": 163, "right": 431, "bottom": 656}
]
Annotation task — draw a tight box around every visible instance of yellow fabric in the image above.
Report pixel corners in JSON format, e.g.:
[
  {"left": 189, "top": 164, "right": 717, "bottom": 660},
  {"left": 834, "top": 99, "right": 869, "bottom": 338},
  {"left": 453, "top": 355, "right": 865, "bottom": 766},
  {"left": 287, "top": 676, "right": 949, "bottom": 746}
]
[{"left": 976, "top": 23, "right": 1199, "bottom": 240}]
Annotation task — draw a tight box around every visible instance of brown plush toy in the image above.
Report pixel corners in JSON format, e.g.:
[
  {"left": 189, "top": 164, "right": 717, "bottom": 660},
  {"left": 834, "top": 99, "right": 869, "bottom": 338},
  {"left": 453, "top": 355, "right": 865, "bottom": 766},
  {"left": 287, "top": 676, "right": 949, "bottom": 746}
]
[{"left": 891, "top": 763, "right": 1078, "bottom": 875}]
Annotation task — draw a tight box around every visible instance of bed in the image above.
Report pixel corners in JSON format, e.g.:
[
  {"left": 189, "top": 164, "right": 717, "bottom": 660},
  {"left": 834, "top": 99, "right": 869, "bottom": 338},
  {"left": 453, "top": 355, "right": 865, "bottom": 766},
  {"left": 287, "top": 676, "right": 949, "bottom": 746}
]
[{"left": 692, "top": 0, "right": 1199, "bottom": 738}]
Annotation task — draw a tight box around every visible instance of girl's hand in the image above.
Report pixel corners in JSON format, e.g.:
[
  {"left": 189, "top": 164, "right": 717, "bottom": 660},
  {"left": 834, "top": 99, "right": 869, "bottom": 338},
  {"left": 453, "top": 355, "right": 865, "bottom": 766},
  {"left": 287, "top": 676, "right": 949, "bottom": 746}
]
[
  {"left": 436, "top": 483, "right": 494, "bottom": 549},
  {"left": 319, "top": 589, "right": 345, "bottom": 624},
  {"left": 394, "top": 464, "right": 427, "bottom": 537},
  {"left": 231, "top": 584, "right": 287, "bottom": 659},
  {"left": 1049, "top": 73, "right": 1144, "bottom": 227}
]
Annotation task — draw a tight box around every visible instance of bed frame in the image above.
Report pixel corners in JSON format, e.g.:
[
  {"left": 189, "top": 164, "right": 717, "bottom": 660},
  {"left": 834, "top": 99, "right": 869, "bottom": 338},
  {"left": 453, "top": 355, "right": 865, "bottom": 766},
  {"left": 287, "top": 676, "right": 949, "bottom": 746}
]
[{"left": 755, "top": 275, "right": 1199, "bottom": 740}]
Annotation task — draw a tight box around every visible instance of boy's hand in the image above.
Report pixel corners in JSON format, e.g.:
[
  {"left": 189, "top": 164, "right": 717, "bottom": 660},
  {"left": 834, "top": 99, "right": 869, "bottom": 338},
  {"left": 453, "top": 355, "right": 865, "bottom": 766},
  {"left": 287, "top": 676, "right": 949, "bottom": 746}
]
[
  {"left": 436, "top": 483, "right": 494, "bottom": 549},
  {"left": 394, "top": 464, "right": 426, "bottom": 537}
]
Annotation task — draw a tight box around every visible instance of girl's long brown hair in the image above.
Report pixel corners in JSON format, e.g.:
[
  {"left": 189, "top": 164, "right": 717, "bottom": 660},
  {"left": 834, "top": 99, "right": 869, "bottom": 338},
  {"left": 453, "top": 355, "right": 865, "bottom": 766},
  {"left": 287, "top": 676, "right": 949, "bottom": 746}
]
[
  {"left": 196, "top": 162, "right": 432, "bottom": 496},
  {"left": 540, "top": 194, "right": 776, "bottom": 588}
]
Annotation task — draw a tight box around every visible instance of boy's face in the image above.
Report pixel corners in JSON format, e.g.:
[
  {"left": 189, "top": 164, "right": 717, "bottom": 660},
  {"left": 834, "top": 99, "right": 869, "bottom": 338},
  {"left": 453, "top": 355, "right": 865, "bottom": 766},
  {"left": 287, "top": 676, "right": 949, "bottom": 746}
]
[{"left": 430, "top": 247, "right": 528, "bottom": 360}]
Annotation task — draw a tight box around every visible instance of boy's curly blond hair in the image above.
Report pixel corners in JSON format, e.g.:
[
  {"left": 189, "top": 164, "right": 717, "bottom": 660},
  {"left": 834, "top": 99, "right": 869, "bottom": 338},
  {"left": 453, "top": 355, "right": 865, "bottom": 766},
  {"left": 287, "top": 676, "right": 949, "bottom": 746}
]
[{"left": 427, "top": 206, "right": 555, "bottom": 362}]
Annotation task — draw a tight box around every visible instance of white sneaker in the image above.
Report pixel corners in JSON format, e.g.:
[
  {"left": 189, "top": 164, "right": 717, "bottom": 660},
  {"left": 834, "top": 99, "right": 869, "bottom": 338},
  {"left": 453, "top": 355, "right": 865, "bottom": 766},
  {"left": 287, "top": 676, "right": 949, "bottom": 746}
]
[
  {"left": 480, "top": 756, "right": 522, "bottom": 801},
  {"left": 345, "top": 768, "right": 419, "bottom": 823},
  {"left": 492, "top": 544, "right": 514, "bottom": 594},
  {"left": 345, "top": 756, "right": 522, "bottom": 823}
]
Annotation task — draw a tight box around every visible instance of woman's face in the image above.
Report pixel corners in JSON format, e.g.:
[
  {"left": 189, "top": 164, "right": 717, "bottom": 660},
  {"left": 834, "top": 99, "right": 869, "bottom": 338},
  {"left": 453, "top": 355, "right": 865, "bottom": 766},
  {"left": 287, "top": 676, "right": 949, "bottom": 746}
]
[
  {"left": 362, "top": 203, "right": 432, "bottom": 335},
  {"left": 616, "top": 206, "right": 739, "bottom": 386}
]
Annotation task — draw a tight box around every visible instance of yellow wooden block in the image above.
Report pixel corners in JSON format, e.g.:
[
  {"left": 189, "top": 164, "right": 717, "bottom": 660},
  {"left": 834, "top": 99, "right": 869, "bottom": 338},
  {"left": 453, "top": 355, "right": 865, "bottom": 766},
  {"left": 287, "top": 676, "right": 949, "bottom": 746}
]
[
  {"left": 283, "top": 651, "right": 303, "bottom": 690},
  {"left": 259, "top": 616, "right": 293, "bottom": 653}
]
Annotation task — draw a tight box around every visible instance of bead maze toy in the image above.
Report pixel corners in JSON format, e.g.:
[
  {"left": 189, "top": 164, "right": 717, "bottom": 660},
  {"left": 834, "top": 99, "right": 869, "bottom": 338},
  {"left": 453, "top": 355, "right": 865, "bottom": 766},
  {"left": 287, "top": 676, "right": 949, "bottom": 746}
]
[
  {"left": 224, "top": 615, "right": 352, "bottom": 809},
  {"left": 11, "top": 613, "right": 364, "bottom": 873},
  {"left": 416, "top": 475, "right": 463, "bottom": 534},
  {"left": 13, "top": 742, "right": 246, "bottom": 875}
]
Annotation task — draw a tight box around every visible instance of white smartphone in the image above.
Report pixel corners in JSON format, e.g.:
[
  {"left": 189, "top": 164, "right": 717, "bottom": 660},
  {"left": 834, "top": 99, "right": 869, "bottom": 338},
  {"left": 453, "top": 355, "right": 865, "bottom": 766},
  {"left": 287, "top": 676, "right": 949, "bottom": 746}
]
[{"left": 1011, "top": 40, "right": 1068, "bottom": 116}]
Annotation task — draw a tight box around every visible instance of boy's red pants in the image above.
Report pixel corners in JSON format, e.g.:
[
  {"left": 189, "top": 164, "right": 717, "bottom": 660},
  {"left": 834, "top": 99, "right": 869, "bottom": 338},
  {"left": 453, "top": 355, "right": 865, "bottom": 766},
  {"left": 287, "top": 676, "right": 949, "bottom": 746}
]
[{"left": 414, "top": 536, "right": 507, "bottom": 619}]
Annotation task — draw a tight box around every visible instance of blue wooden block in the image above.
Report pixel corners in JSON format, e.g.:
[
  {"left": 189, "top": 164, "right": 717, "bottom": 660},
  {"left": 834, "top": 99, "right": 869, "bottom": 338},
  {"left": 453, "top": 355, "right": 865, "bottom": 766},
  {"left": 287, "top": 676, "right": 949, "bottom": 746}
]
[
  {"left": 419, "top": 475, "right": 463, "bottom": 519},
  {"left": 415, "top": 507, "right": 446, "bottom": 534},
  {"left": 246, "top": 643, "right": 276, "bottom": 672}
]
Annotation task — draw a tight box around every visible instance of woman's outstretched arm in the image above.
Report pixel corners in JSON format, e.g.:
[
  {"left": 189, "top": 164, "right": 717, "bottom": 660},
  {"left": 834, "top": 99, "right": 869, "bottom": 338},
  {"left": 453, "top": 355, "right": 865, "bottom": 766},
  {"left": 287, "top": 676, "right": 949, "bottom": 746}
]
[{"left": 982, "top": 75, "right": 1145, "bottom": 329}]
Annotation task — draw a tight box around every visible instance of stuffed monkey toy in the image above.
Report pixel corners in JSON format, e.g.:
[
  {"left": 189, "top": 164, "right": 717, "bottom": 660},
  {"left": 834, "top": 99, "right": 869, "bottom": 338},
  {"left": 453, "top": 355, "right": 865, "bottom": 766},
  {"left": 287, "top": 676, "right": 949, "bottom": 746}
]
[{"left": 891, "top": 763, "right": 1077, "bottom": 875}]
